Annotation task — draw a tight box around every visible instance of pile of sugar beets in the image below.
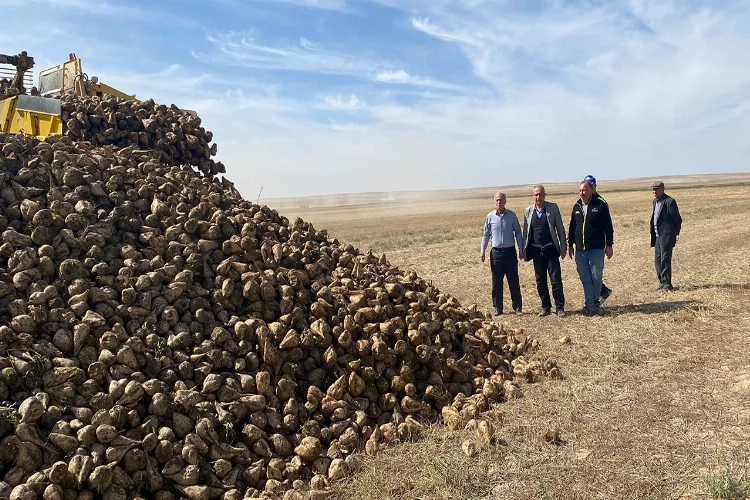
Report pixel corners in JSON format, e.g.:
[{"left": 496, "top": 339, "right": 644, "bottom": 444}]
[{"left": 0, "top": 95, "right": 560, "bottom": 500}]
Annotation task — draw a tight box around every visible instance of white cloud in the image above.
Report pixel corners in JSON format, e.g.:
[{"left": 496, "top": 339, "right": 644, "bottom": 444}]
[
  {"left": 196, "top": 31, "right": 459, "bottom": 89},
  {"left": 410, "top": 17, "right": 481, "bottom": 47},
  {"left": 374, "top": 70, "right": 415, "bottom": 83},
  {"left": 319, "top": 94, "right": 365, "bottom": 110},
  {"left": 372, "top": 69, "right": 460, "bottom": 90},
  {"left": 327, "top": 120, "right": 369, "bottom": 132},
  {"left": 198, "top": 31, "right": 381, "bottom": 76},
  {"left": 299, "top": 38, "right": 319, "bottom": 50}
]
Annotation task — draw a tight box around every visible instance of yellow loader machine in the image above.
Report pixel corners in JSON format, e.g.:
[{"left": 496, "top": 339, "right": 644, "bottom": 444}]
[{"left": 0, "top": 51, "right": 135, "bottom": 139}]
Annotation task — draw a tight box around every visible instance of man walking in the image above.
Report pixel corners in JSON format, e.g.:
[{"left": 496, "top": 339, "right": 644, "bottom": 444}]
[
  {"left": 568, "top": 181, "right": 614, "bottom": 315},
  {"left": 583, "top": 174, "right": 613, "bottom": 305},
  {"left": 481, "top": 192, "right": 524, "bottom": 316},
  {"left": 522, "top": 185, "right": 567, "bottom": 317},
  {"left": 650, "top": 181, "right": 682, "bottom": 291}
]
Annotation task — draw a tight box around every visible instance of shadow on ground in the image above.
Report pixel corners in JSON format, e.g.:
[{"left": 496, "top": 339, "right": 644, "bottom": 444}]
[{"left": 602, "top": 300, "right": 703, "bottom": 315}]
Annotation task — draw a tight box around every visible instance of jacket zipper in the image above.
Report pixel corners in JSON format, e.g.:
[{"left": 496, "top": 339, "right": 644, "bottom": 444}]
[{"left": 581, "top": 201, "right": 587, "bottom": 249}]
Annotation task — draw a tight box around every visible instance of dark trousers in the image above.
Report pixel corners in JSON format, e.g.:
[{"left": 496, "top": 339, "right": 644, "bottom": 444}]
[
  {"left": 490, "top": 247, "right": 522, "bottom": 313},
  {"left": 531, "top": 245, "right": 565, "bottom": 310},
  {"left": 654, "top": 238, "right": 674, "bottom": 287}
]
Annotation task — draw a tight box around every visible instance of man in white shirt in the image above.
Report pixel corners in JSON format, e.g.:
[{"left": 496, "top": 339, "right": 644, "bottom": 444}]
[{"left": 480, "top": 192, "right": 525, "bottom": 316}]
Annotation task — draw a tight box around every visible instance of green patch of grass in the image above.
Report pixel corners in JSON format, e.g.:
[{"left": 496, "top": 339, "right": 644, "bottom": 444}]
[
  {"left": 705, "top": 466, "right": 747, "bottom": 500},
  {"left": 369, "top": 229, "right": 459, "bottom": 252},
  {"left": 153, "top": 336, "right": 168, "bottom": 358},
  {"left": 222, "top": 422, "right": 236, "bottom": 443},
  {"left": 0, "top": 407, "right": 19, "bottom": 426},
  {"left": 611, "top": 347, "right": 641, "bottom": 366},
  {"left": 425, "top": 452, "right": 469, "bottom": 490}
]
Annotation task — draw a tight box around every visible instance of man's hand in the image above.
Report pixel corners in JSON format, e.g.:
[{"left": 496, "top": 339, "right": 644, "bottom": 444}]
[
  {"left": 560, "top": 249, "right": 567, "bottom": 260},
  {"left": 568, "top": 246, "right": 574, "bottom": 259},
  {"left": 605, "top": 245, "right": 613, "bottom": 259},
  {"left": 480, "top": 253, "right": 485, "bottom": 263},
  {"left": 518, "top": 250, "right": 524, "bottom": 260}
]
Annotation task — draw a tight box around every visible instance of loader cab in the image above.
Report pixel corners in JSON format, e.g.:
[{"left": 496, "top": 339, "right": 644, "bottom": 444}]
[{"left": 38, "top": 53, "right": 136, "bottom": 100}]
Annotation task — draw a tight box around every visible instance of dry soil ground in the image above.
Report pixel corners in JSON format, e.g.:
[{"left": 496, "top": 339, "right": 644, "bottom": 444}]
[{"left": 279, "top": 175, "right": 750, "bottom": 500}]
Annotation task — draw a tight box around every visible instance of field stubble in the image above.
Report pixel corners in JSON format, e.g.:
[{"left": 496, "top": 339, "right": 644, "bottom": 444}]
[{"left": 288, "top": 181, "right": 750, "bottom": 499}]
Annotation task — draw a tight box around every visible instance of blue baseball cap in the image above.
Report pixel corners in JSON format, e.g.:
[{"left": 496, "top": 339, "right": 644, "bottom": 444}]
[{"left": 583, "top": 175, "right": 596, "bottom": 185}]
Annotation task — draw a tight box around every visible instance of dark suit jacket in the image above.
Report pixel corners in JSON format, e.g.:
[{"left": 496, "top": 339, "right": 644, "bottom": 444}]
[
  {"left": 522, "top": 202, "right": 566, "bottom": 260},
  {"left": 650, "top": 194, "right": 682, "bottom": 248}
]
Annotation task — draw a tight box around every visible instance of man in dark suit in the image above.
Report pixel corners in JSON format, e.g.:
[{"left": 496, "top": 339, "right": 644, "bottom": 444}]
[
  {"left": 523, "top": 184, "right": 567, "bottom": 316},
  {"left": 650, "top": 181, "right": 682, "bottom": 291}
]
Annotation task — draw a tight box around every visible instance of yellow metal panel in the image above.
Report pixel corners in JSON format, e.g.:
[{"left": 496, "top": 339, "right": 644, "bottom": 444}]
[
  {"left": 0, "top": 98, "right": 16, "bottom": 133},
  {"left": 0, "top": 97, "right": 62, "bottom": 138},
  {"left": 89, "top": 82, "right": 136, "bottom": 100},
  {"left": 62, "top": 57, "right": 84, "bottom": 96},
  {"left": 9, "top": 108, "right": 63, "bottom": 138}
]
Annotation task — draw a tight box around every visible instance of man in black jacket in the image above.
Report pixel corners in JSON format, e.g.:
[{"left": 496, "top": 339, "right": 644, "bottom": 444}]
[
  {"left": 650, "top": 181, "right": 682, "bottom": 291},
  {"left": 568, "top": 181, "right": 614, "bottom": 315},
  {"left": 584, "top": 174, "right": 613, "bottom": 305}
]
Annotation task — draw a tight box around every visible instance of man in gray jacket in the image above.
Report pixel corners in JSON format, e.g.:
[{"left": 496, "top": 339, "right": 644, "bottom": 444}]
[
  {"left": 650, "top": 181, "right": 682, "bottom": 291},
  {"left": 522, "top": 185, "right": 567, "bottom": 316}
]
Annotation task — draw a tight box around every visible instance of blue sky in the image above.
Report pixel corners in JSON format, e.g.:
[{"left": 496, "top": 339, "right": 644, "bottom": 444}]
[{"left": 2, "top": 0, "right": 749, "bottom": 199}]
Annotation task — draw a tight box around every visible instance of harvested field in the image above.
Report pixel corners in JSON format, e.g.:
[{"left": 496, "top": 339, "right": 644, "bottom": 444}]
[{"left": 286, "top": 177, "right": 750, "bottom": 500}]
